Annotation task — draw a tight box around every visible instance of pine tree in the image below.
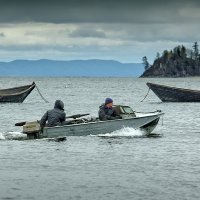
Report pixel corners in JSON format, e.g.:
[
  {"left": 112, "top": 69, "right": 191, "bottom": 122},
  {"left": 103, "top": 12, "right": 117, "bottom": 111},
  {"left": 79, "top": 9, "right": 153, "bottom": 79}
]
[
  {"left": 156, "top": 52, "right": 160, "bottom": 59},
  {"left": 142, "top": 56, "right": 149, "bottom": 70},
  {"left": 180, "top": 45, "right": 186, "bottom": 58},
  {"left": 193, "top": 42, "right": 199, "bottom": 60}
]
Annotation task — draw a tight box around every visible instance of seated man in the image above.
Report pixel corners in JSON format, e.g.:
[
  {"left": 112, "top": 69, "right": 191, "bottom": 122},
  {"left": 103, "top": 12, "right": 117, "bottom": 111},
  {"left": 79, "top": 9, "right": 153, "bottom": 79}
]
[
  {"left": 40, "top": 100, "right": 66, "bottom": 128},
  {"left": 98, "top": 98, "right": 121, "bottom": 121}
]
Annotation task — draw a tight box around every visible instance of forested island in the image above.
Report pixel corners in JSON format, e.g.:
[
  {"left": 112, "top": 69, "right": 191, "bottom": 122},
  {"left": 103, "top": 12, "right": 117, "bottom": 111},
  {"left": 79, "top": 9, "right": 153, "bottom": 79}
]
[{"left": 140, "top": 42, "right": 200, "bottom": 77}]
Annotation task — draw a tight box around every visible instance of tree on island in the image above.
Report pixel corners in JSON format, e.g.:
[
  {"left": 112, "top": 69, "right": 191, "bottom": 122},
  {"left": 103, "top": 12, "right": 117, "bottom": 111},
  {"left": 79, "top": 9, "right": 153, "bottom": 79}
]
[
  {"left": 193, "top": 42, "right": 199, "bottom": 60},
  {"left": 142, "top": 56, "right": 150, "bottom": 71},
  {"left": 156, "top": 52, "right": 160, "bottom": 59},
  {"left": 140, "top": 42, "right": 200, "bottom": 77}
]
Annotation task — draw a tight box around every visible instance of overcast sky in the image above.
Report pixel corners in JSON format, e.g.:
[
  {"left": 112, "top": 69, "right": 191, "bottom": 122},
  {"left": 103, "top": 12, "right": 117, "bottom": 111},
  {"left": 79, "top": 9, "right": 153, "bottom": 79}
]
[{"left": 0, "top": 0, "right": 200, "bottom": 63}]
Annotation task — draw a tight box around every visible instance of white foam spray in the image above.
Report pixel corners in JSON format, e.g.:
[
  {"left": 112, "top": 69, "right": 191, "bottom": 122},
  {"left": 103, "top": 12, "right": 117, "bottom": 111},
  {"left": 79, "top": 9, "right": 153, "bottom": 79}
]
[
  {"left": 0, "top": 132, "right": 27, "bottom": 140},
  {"left": 98, "top": 127, "right": 145, "bottom": 137},
  {"left": 0, "top": 132, "right": 6, "bottom": 140}
]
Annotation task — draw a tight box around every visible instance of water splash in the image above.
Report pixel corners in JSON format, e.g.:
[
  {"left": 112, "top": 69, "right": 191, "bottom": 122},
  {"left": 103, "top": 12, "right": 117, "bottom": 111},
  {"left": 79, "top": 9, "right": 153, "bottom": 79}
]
[
  {"left": 97, "top": 127, "right": 145, "bottom": 138},
  {"left": 0, "top": 132, "right": 5, "bottom": 140},
  {"left": 0, "top": 131, "right": 27, "bottom": 140}
]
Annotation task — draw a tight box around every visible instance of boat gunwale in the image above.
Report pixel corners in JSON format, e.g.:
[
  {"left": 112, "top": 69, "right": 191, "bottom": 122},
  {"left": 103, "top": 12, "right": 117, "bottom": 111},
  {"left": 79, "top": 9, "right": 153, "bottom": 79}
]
[
  {"left": 147, "top": 82, "right": 200, "bottom": 94},
  {"left": 0, "top": 82, "right": 35, "bottom": 96},
  {"left": 43, "top": 112, "right": 164, "bottom": 130}
]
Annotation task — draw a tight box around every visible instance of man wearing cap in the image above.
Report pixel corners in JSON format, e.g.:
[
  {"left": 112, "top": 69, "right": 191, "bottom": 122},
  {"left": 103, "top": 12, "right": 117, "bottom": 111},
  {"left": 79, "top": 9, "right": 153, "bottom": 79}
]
[{"left": 98, "top": 98, "right": 121, "bottom": 121}]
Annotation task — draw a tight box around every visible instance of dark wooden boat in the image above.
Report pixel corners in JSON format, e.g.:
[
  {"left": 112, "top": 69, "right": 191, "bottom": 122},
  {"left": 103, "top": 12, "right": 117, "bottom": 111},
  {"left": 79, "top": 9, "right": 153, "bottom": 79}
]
[
  {"left": 147, "top": 82, "right": 200, "bottom": 102},
  {"left": 0, "top": 82, "right": 36, "bottom": 103}
]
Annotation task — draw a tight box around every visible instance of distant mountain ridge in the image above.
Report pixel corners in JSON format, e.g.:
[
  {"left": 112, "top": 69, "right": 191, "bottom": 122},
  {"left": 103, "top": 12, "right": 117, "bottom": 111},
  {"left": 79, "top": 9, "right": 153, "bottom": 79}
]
[{"left": 0, "top": 59, "right": 144, "bottom": 77}]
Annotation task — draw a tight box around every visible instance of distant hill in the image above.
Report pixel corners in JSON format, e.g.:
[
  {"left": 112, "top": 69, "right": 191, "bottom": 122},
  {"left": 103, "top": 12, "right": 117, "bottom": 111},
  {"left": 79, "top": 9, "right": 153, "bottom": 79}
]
[
  {"left": 140, "top": 43, "right": 200, "bottom": 77},
  {"left": 0, "top": 59, "right": 144, "bottom": 77}
]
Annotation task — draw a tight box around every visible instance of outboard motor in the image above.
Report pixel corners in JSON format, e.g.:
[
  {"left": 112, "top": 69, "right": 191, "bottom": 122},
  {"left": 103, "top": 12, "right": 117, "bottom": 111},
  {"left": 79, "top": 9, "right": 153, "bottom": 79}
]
[{"left": 23, "top": 121, "right": 41, "bottom": 139}]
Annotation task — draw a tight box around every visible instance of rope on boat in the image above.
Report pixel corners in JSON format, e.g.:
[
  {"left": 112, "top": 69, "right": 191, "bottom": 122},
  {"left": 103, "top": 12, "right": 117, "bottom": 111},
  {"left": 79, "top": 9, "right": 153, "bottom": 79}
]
[
  {"left": 140, "top": 87, "right": 150, "bottom": 102},
  {"left": 161, "top": 115, "right": 164, "bottom": 126},
  {"left": 35, "top": 84, "right": 49, "bottom": 103}
]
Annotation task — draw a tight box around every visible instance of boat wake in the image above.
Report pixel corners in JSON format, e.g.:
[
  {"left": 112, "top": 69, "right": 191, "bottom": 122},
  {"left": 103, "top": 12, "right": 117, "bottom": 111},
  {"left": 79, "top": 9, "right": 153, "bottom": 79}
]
[
  {"left": 97, "top": 127, "right": 145, "bottom": 138},
  {"left": 0, "top": 132, "right": 5, "bottom": 140},
  {"left": 0, "top": 131, "right": 27, "bottom": 140}
]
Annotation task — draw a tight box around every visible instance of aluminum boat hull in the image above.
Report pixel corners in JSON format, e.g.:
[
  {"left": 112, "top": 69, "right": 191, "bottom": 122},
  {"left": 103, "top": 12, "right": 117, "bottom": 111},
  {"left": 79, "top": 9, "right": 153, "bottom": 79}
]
[{"left": 39, "top": 111, "right": 163, "bottom": 138}]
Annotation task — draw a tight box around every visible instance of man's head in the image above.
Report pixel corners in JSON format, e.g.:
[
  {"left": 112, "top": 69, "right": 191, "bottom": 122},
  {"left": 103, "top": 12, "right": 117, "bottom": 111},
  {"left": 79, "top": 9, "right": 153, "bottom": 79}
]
[
  {"left": 54, "top": 100, "right": 64, "bottom": 110},
  {"left": 105, "top": 97, "right": 113, "bottom": 108}
]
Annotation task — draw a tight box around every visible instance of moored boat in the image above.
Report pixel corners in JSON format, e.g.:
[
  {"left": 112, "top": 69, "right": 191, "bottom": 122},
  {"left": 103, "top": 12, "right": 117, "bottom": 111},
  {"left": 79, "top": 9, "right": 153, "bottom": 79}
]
[
  {"left": 0, "top": 82, "right": 36, "bottom": 103},
  {"left": 147, "top": 82, "right": 200, "bottom": 102},
  {"left": 19, "top": 105, "right": 164, "bottom": 139}
]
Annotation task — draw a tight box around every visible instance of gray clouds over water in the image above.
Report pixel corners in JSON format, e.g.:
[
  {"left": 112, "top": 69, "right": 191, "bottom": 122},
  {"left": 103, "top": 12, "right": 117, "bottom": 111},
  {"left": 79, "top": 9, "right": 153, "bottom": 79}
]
[
  {"left": 0, "top": 0, "right": 200, "bottom": 62},
  {"left": 0, "top": 0, "right": 200, "bottom": 23}
]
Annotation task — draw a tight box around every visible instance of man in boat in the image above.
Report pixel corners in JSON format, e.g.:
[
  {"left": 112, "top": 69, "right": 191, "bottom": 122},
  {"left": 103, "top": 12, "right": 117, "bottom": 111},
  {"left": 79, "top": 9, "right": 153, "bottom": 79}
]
[
  {"left": 40, "top": 99, "right": 66, "bottom": 128},
  {"left": 98, "top": 98, "right": 121, "bottom": 121}
]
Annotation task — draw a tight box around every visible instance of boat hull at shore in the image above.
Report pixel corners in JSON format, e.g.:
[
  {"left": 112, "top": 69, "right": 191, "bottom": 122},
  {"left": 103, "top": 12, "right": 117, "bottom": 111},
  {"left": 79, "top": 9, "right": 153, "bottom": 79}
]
[
  {"left": 0, "top": 82, "right": 36, "bottom": 103},
  {"left": 147, "top": 82, "right": 200, "bottom": 102}
]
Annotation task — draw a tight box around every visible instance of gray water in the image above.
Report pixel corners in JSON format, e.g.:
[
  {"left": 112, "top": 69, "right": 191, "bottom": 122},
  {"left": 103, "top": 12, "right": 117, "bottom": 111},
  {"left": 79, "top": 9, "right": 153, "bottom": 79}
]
[{"left": 0, "top": 77, "right": 200, "bottom": 200}]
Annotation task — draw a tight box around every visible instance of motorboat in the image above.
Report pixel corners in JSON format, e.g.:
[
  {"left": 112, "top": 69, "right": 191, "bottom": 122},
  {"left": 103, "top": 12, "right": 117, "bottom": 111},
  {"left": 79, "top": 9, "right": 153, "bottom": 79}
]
[{"left": 17, "top": 105, "right": 164, "bottom": 139}]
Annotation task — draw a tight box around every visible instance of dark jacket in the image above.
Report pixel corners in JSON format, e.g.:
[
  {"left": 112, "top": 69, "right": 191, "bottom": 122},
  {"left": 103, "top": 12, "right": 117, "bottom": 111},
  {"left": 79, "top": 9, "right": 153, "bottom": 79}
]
[
  {"left": 98, "top": 104, "right": 121, "bottom": 121},
  {"left": 40, "top": 100, "right": 66, "bottom": 127}
]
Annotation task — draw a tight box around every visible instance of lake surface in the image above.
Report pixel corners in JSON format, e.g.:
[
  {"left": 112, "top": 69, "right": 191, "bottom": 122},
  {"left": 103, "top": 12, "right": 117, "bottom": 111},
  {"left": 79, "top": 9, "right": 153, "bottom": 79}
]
[{"left": 0, "top": 77, "right": 200, "bottom": 200}]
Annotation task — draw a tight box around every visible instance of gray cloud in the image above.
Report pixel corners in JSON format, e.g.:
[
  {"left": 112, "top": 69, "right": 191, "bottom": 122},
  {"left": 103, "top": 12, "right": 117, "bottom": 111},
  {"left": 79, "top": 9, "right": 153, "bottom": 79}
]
[
  {"left": 70, "top": 28, "right": 106, "bottom": 38},
  {"left": 0, "top": 22, "right": 198, "bottom": 63},
  {"left": 0, "top": 0, "right": 200, "bottom": 23},
  {"left": 0, "top": 32, "right": 5, "bottom": 37},
  {"left": 0, "top": 0, "right": 200, "bottom": 63}
]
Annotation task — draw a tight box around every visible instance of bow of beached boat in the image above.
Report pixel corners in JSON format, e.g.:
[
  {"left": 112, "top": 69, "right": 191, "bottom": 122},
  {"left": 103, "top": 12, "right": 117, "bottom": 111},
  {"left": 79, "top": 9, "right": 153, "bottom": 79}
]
[
  {"left": 147, "top": 82, "right": 200, "bottom": 102},
  {"left": 0, "top": 82, "right": 36, "bottom": 103}
]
